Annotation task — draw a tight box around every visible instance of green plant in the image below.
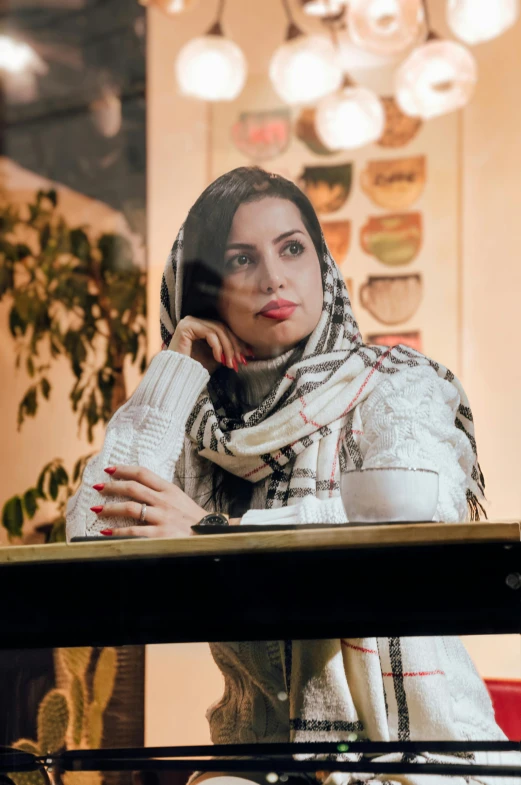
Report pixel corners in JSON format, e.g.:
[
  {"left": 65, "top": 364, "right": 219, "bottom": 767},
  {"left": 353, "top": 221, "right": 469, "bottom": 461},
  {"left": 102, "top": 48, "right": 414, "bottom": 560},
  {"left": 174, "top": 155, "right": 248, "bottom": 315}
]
[
  {"left": 10, "top": 648, "right": 118, "bottom": 785},
  {"left": 0, "top": 188, "right": 147, "bottom": 539},
  {"left": 10, "top": 688, "right": 70, "bottom": 785}
]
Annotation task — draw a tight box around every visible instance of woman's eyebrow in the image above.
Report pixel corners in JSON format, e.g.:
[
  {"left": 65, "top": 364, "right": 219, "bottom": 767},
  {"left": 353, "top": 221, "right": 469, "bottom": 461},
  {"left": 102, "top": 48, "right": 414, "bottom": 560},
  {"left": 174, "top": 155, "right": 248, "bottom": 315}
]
[{"left": 226, "top": 229, "right": 304, "bottom": 251}]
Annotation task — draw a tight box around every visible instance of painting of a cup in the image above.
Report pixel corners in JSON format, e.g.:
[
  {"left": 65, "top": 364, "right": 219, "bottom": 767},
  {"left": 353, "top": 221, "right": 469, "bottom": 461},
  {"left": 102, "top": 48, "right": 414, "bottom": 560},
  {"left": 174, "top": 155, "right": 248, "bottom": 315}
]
[
  {"left": 295, "top": 107, "right": 335, "bottom": 156},
  {"left": 359, "top": 274, "right": 423, "bottom": 325},
  {"left": 322, "top": 220, "right": 352, "bottom": 264},
  {"left": 360, "top": 213, "right": 422, "bottom": 266},
  {"left": 299, "top": 162, "right": 353, "bottom": 214},
  {"left": 367, "top": 331, "right": 422, "bottom": 352},
  {"left": 231, "top": 108, "right": 291, "bottom": 162},
  {"left": 377, "top": 97, "right": 423, "bottom": 149},
  {"left": 361, "top": 156, "right": 426, "bottom": 210}
]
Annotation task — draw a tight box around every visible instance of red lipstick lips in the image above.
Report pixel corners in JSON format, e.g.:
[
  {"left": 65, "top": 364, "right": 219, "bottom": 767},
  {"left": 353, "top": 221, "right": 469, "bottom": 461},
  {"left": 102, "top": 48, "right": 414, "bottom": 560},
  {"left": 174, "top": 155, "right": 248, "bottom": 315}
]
[{"left": 258, "top": 299, "right": 298, "bottom": 320}]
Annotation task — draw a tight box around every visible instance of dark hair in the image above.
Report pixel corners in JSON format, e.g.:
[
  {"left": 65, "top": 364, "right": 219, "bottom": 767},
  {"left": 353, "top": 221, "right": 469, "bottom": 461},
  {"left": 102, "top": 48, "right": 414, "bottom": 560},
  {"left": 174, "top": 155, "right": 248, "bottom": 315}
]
[{"left": 180, "top": 166, "right": 325, "bottom": 516}]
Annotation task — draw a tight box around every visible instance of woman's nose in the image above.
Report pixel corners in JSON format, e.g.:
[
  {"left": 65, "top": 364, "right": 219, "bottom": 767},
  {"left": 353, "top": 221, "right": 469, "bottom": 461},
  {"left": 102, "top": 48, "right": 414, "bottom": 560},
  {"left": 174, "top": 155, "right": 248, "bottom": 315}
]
[{"left": 258, "top": 256, "right": 285, "bottom": 293}]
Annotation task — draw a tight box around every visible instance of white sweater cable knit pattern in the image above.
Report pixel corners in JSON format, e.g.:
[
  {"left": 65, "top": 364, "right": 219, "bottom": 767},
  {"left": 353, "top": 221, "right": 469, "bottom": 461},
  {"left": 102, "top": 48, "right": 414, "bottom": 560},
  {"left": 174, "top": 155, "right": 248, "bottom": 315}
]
[{"left": 66, "top": 350, "right": 470, "bottom": 538}]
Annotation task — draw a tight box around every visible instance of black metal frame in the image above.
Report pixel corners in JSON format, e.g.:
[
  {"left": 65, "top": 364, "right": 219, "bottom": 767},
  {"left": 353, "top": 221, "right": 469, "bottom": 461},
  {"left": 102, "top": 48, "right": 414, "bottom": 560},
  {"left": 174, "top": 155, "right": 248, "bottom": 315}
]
[
  {"left": 2, "top": 742, "right": 521, "bottom": 780},
  {"left": 1, "top": 540, "right": 520, "bottom": 648}
]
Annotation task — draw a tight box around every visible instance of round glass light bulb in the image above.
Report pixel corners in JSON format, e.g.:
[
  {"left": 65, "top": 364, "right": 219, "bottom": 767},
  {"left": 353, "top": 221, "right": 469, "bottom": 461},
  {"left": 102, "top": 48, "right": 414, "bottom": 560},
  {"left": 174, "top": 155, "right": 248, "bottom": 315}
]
[
  {"left": 90, "top": 91, "right": 122, "bottom": 138},
  {"left": 143, "top": 0, "right": 199, "bottom": 14},
  {"left": 0, "top": 35, "right": 47, "bottom": 103},
  {"left": 447, "top": 0, "right": 519, "bottom": 45},
  {"left": 176, "top": 34, "right": 247, "bottom": 101},
  {"left": 269, "top": 35, "right": 343, "bottom": 106},
  {"left": 316, "top": 85, "right": 385, "bottom": 149},
  {"left": 336, "top": 28, "right": 409, "bottom": 94},
  {"left": 300, "top": 0, "right": 348, "bottom": 16},
  {"left": 348, "top": 0, "right": 424, "bottom": 55},
  {"left": 395, "top": 39, "right": 477, "bottom": 119}
]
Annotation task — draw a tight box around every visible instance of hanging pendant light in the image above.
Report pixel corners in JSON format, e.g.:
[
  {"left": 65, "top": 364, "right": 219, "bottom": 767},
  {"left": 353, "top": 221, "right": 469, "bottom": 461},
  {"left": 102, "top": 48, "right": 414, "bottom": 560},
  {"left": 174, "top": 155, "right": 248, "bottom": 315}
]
[
  {"left": 336, "top": 27, "right": 408, "bottom": 95},
  {"left": 0, "top": 35, "right": 48, "bottom": 103},
  {"left": 395, "top": 37, "right": 477, "bottom": 119},
  {"left": 269, "top": 0, "right": 342, "bottom": 105},
  {"left": 175, "top": 0, "right": 247, "bottom": 101},
  {"left": 90, "top": 87, "right": 122, "bottom": 138},
  {"left": 138, "top": 0, "right": 199, "bottom": 14},
  {"left": 300, "top": 0, "right": 348, "bottom": 17},
  {"left": 315, "top": 78, "right": 385, "bottom": 149},
  {"left": 348, "top": 0, "right": 425, "bottom": 55},
  {"left": 447, "top": 0, "right": 519, "bottom": 45}
]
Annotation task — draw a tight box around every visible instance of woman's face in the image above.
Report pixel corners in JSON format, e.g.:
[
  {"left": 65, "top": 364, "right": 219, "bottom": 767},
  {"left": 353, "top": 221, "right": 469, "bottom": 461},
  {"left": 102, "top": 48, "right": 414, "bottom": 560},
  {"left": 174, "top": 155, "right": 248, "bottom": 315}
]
[{"left": 218, "top": 197, "right": 324, "bottom": 360}]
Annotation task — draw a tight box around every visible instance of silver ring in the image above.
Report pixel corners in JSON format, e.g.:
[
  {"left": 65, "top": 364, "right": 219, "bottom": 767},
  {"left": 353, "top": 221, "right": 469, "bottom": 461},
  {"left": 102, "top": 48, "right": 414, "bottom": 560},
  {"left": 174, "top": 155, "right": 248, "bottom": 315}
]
[{"left": 140, "top": 503, "right": 147, "bottom": 523}]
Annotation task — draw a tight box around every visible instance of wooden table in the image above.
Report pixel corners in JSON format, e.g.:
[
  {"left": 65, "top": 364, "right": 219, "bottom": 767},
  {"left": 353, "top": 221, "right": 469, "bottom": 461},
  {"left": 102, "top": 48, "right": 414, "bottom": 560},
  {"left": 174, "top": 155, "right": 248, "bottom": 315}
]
[{"left": 1, "top": 521, "right": 520, "bottom": 648}]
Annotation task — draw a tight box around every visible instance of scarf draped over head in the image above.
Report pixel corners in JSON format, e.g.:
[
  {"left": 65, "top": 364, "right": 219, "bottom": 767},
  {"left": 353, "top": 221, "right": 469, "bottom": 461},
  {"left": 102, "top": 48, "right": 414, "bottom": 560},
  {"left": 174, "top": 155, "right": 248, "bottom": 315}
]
[{"left": 160, "top": 218, "right": 485, "bottom": 520}]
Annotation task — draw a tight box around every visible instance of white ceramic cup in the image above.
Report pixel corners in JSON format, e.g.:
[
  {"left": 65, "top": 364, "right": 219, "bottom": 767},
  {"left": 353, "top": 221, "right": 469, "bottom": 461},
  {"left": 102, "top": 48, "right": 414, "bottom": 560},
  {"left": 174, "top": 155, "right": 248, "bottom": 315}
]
[{"left": 340, "top": 467, "right": 439, "bottom": 525}]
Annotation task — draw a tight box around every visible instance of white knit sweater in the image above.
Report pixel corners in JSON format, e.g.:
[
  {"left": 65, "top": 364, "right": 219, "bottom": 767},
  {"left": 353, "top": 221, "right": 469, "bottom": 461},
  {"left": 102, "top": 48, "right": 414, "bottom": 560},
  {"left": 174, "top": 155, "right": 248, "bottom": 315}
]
[
  {"left": 66, "top": 349, "right": 469, "bottom": 539},
  {"left": 66, "top": 349, "right": 473, "bottom": 751}
]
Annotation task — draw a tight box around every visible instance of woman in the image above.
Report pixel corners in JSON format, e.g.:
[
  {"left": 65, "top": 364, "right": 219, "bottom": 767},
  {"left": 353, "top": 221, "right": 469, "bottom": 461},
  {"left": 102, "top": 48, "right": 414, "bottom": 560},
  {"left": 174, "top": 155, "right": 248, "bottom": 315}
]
[{"left": 66, "top": 167, "right": 515, "bottom": 785}]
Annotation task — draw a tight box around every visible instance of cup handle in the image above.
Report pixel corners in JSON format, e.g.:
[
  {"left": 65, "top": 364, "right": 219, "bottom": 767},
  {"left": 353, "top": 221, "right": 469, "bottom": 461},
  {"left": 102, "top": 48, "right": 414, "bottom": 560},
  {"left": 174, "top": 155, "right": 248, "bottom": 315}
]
[{"left": 360, "top": 283, "right": 370, "bottom": 309}]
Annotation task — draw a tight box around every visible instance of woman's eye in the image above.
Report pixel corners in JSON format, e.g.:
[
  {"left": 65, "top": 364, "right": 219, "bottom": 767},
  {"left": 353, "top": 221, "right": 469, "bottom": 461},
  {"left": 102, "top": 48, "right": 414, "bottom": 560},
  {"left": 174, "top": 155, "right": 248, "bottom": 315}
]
[
  {"left": 227, "top": 254, "right": 252, "bottom": 270},
  {"left": 283, "top": 240, "right": 304, "bottom": 257}
]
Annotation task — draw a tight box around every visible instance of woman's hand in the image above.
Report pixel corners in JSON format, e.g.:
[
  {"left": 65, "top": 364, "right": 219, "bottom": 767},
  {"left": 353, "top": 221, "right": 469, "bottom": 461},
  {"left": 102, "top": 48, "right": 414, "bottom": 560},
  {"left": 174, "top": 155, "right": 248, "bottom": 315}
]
[
  {"left": 168, "top": 315, "right": 254, "bottom": 375},
  {"left": 90, "top": 465, "right": 207, "bottom": 538}
]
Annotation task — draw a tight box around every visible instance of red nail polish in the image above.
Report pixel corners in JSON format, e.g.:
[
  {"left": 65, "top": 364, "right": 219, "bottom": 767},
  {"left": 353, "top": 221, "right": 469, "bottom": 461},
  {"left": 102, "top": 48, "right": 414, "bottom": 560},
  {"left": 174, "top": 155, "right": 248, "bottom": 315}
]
[
  {"left": 104, "top": 467, "right": 117, "bottom": 475},
  {"left": 90, "top": 505, "right": 104, "bottom": 514},
  {"left": 92, "top": 483, "right": 105, "bottom": 491},
  {"left": 100, "top": 529, "right": 113, "bottom": 536},
  {"left": 240, "top": 354, "right": 247, "bottom": 365},
  {"left": 232, "top": 357, "right": 238, "bottom": 372},
  {"left": 220, "top": 352, "right": 226, "bottom": 365}
]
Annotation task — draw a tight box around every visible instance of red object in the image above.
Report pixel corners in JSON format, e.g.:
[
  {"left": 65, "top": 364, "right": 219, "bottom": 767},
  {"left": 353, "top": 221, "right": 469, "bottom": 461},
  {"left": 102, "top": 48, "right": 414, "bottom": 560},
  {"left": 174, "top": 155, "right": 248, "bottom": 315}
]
[
  {"left": 90, "top": 505, "right": 104, "bottom": 514},
  {"left": 100, "top": 529, "right": 113, "bottom": 536},
  {"left": 485, "top": 678, "right": 521, "bottom": 740},
  {"left": 261, "top": 306, "right": 297, "bottom": 320},
  {"left": 258, "top": 298, "right": 298, "bottom": 314},
  {"left": 104, "top": 467, "right": 117, "bottom": 475},
  {"left": 92, "top": 483, "right": 105, "bottom": 491}
]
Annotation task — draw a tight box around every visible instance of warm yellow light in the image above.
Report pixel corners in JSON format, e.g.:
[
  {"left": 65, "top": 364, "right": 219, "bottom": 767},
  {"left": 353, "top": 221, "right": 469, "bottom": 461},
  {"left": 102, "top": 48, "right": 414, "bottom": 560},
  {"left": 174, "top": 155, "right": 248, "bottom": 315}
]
[
  {"left": 316, "top": 86, "right": 385, "bottom": 149},
  {"left": 140, "top": 0, "right": 199, "bottom": 14},
  {"left": 269, "top": 35, "right": 343, "bottom": 106},
  {"left": 90, "top": 90, "right": 122, "bottom": 138},
  {"left": 447, "top": 0, "right": 519, "bottom": 45},
  {"left": 300, "top": 0, "right": 348, "bottom": 17},
  {"left": 0, "top": 35, "right": 43, "bottom": 74},
  {"left": 348, "top": 0, "right": 424, "bottom": 55},
  {"left": 0, "top": 35, "right": 47, "bottom": 103},
  {"left": 395, "top": 39, "right": 477, "bottom": 119},
  {"left": 176, "top": 34, "right": 247, "bottom": 101}
]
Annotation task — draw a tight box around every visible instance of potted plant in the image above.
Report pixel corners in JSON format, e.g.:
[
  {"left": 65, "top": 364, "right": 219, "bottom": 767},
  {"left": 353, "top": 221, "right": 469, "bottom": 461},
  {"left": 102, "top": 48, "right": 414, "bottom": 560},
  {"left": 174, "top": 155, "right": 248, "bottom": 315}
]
[{"left": 0, "top": 187, "right": 147, "bottom": 541}]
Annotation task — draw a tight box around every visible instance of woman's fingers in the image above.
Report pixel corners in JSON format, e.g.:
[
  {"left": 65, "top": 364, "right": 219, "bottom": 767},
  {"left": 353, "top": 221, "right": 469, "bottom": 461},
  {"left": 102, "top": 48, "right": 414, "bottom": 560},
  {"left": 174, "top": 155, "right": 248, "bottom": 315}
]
[
  {"left": 103, "top": 465, "right": 167, "bottom": 492},
  {"left": 97, "top": 479, "right": 158, "bottom": 505},
  {"left": 91, "top": 501, "right": 159, "bottom": 523},
  {"left": 211, "top": 325, "right": 238, "bottom": 370},
  {"left": 110, "top": 526, "right": 162, "bottom": 538}
]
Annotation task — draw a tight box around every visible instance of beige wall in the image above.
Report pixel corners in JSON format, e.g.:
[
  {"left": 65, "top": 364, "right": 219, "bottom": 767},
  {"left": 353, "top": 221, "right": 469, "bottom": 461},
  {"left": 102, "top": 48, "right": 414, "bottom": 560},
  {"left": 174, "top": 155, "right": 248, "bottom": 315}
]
[{"left": 144, "top": 0, "right": 521, "bottom": 746}]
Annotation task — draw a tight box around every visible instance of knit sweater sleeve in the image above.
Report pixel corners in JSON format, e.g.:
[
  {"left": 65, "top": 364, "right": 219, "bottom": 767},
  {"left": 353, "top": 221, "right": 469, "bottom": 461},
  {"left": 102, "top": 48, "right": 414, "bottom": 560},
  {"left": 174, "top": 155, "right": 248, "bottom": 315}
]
[
  {"left": 65, "top": 351, "right": 209, "bottom": 540},
  {"left": 241, "top": 366, "right": 474, "bottom": 526}
]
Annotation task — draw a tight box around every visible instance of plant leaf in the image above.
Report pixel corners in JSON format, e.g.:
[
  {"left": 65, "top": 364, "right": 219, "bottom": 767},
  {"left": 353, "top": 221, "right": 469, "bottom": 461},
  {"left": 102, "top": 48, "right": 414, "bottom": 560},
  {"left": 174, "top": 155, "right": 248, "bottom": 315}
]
[
  {"left": 40, "top": 378, "right": 51, "bottom": 399},
  {"left": 2, "top": 496, "right": 24, "bottom": 538},
  {"left": 23, "top": 488, "right": 39, "bottom": 519}
]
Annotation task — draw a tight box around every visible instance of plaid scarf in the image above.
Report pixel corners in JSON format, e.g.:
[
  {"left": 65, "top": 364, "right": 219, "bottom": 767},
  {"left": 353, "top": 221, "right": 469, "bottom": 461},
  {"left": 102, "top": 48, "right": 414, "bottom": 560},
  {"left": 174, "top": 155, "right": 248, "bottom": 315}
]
[{"left": 160, "top": 222, "right": 485, "bottom": 520}]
